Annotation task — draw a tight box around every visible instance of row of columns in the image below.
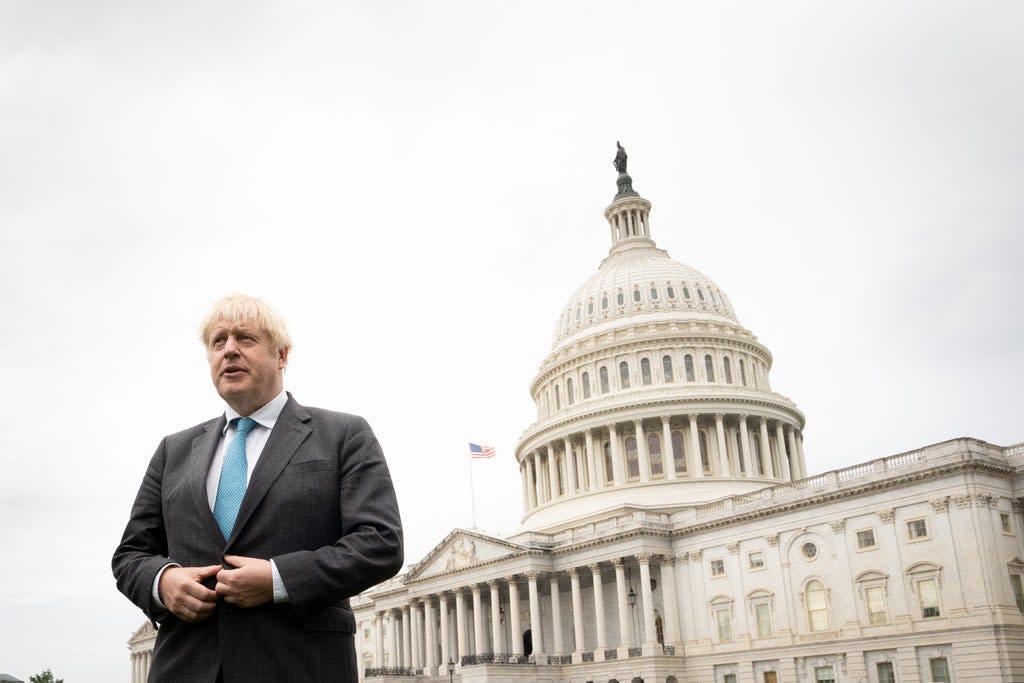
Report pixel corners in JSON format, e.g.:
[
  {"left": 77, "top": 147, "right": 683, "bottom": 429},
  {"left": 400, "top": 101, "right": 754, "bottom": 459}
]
[
  {"left": 130, "top": 651, "right": 151, "bottom": 683},
  {"left": 374, "top": 555, "right": 681, "bottom": 671},
  {"left": 519, "top": 416, "right": 806, "bottom": 510}
]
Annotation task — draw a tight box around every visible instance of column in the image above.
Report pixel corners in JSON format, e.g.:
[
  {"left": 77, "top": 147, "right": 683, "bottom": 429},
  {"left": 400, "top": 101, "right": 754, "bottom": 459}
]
[
  {"left": 550, "top": 573, "right": 564, "bottom": 654},
  {"left": 570, "top": 568, "right": 585, "bottom": 654},
  {"left": 455, "top": 588, "right": 467, "bottom": 660},
  {"left": 402, "top": 604, "right": 412, "bottom": 668},
  {"left": 375, "top": 611, "right": 385, "bottom": 669},
  {"left": 786, "top": 426, "right": 800, "bottom": 479},
  {"left": 489, "top": 580, "right": 503, "bottom": 654},
  {"left": 439, "top": 595, "right": 451, "bottom": 668},
  {"left": 546, "top": 445, "right": 559, "bottom": 500},
  {"left": 564, "top": 437, "right": 577, "bottom": 495},
  {"left": 533, "top": 451, "right": 546, "bottom": 503},
  {"left": 472, "top": 584, "right": 485, "bottom": 655},
  {"left": 412, "top": 601, "right": 422, "bottom": 668},
  {"left": 520, "top": 462, "right": 529, "bottom": 510},
  {"left": 609, "top": 423, "right": 625, "bottom": 485},
  {"left": 638, "top": 554, "right": 658, "bottom": 648},
  {"left": 590, "top": 563, "right": 608, "bottom": 650},
  {"left": 739, "top": 415, "right": 752, "bottom": 475},
  {"left": 509, "top": 577, "right": 523, "bottom": 655},
  {"left": 527, "top": 571, "right": 544, "bottom": 655},
  {"left": 661, "top": 416, "right": 676, "bottom": 479},
  {"left": 659, "top": 556, "right": 681, "bottom": 644},
  {"left": 796, "top": 430, "right": 806, "bottom": 478},
  {"left": 390, "top": 610, "right": 401, "bottom": 669},
  {"left": 688, "top": 414, "right": 704, "bottom": 477},
  {"left": 715, "top": 414, "right": 730, "bottom": 475},
  {"left": 613, "top": 558, "right": 633, "bottom": 648},
  {"left": 635, "top": 419, "right": 651, "bottom": 482},
  {"left": 775, "top": 422, "right": 791, "bottom": 480},
  {"left": 759, "top": 417, "right": 776, "bottom": 477},
  {"left": 585, "top": 429, "right": 599, "bottom": 490},
  {"left": 424, "top": 598, "right": 437, "bottom": 670}
]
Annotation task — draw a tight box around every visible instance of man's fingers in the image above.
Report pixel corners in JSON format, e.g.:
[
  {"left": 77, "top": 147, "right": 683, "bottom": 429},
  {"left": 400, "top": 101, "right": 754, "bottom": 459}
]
[
  {"left": 223, "top": 554, "right": 253, "bottom": 567},
  {"left": 194, "top": 564, "right": 222, "bottom": 579}
]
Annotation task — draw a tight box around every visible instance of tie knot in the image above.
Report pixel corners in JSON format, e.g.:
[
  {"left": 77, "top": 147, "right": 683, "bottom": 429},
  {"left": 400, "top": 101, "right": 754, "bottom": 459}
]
[{"left": 233, "top": 417, "right": 258, "bottom": 436}]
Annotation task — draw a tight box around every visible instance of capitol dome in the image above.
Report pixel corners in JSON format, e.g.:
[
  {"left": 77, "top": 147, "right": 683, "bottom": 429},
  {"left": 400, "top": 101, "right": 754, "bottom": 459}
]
[{"left": 516, "top": 149, "right": 806, "bottom": 531}]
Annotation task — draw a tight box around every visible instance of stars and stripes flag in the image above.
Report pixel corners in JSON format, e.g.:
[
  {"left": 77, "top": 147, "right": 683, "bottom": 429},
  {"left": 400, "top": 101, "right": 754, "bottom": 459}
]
[{"left": 469, "top": 443, "right": 496, "bottom": 459}]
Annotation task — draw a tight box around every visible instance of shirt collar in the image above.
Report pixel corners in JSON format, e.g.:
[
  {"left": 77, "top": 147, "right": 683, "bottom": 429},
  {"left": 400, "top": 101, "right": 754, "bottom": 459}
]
[{"left": 222, "top": 389, "right": 288, "bottom": 435}]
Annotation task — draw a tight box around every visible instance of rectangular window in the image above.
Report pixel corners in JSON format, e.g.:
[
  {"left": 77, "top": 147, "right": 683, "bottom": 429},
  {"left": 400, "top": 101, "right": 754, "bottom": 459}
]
[
  {"left": 749, "top": 551, "right": 765, "bottom": 570},
  {"left": 907, "top": 518, "right": 929, "bottom": 540},
  {"left": 716, "top": 607, "right": 733, "bottom": 641},
  {"left": 814, "top": 665, "right": 836, "bottom": 683},
  {"left": 755, "top": 601, "right": 772, "bottom": 638},
  {"left": 1002, "top": 513, "right": 1013, "bottom": 534},
  {"left": 1011, "top": 573, "right": 1024, "bottom": 612},
  {"left": 710, "top": 559, "right": 725, "bottom": 577},
  {"left": 857, "top": 528, "right": 877, "bottom": 549},
  {"left": 917, "top": 578, "right": 940, "bottom": 618},
  {"left": 866, "top": 586, "right": 888, "bottom": 625},
  {"left": 763, "top": 673, "right": 777, "bottom": 683},
  {"left": 929, "top": 657, "right": 951, "bottom": 682},
  {"left": 723, "top": 675, "right": 737, "bottom": 683},
  {"left": 876, "top": 661, "right": 895, "bottom": 683}
]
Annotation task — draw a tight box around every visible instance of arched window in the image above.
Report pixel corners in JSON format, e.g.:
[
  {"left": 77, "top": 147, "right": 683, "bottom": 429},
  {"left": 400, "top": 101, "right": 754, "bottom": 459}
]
[
  {"left": 648, "top": 432, "right": 663, "bottom": 476},
  {"left": 582, "top": 371, "right": 591, "bottom": 399},
  {"left": 575, "top": 304, "right": 581, "bottom": 321},
  {"left": 601, "top": 294, "right": 609, "bottom": 311},
  {"left": 697, "top": 287, "right": 705, "bottom": 302},
  {"left": 684, "top": 354, "right": 695, "bottom": 382},
  {"left": 587, "top": 299, "right": 594, "bottom": 316},
  {"left": 705, "top": 354, "right": 715, "bottom": 382},
  {"left": 649, "top": 285, "right": 658, "bottom": 300},
  {"left": 805, "top": 580, "right": 830, "bottom": 631},
  {"left": 723, "top": 356, "right": 732, "bottom": 383},
  {"left": 666, "top": 285, "right": 676, "bottom": 299},
  {"left": 616, "top": 290, "right": 625, "bottom": 306},
  {"left": 625, "top": 436, "right": 639, "bottom": 479},
  {"left": 739, "top": 359, "right": 747, "bottom": 386},
  {"left": 633, "top": 287, "right": 641, "bottom": 303},
  {"left": 619, "top": 361, "right": 631, "bottom": 389},
  {"left": 671, "top": 430, "right": 686, "bottom": 473},
  {"left": 683, "top": 286, "right": 691, "bottom": 299},
  {"left": 566, "top": 378, "right": 575, "bottom": 405},
  {"left": 663, "top": 355, "right": 674, "bottom": 383},
  {"left": 555, "top": 385, "right": 561, "bottom": 410},
  {"left": 640, "top": 358, "right": 652, "bottom": 385},
  {"left": 699, "top": 430, "right": 711, "bottom": 474},
  {"left": 603, "top": 441, "right": 614, "bottom": 485},
  {"left": 599, "top": 366, "right": 610, "bottom": 394}
]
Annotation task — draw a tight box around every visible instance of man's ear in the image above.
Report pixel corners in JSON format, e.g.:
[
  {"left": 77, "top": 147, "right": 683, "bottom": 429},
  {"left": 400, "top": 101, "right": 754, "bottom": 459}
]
[{"left": 278, "top": 346, "right": 289, "bottom": 370}]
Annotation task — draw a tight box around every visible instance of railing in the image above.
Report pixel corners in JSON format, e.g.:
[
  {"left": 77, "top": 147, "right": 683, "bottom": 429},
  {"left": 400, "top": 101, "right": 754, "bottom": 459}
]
[
  {"left": 550, "top": 654, "right": 572, "bottom": 665},
  {"left": 461, "top": 653, "right": 526, "bottom": 665},
  {"left": 582, "top": 651, "right": 594, "bottom": 662},
  {"left": 604, "top": 648, "right": 619, "bottom": 660},
  {"left": 627, "top": 647, "right": 642, "bottom": 658},
  {"left": 364, "top": 667, "right": 415, "bottom": 677},
  {"left": 663, "top": 645, "right": 676, "bottom": 655}
]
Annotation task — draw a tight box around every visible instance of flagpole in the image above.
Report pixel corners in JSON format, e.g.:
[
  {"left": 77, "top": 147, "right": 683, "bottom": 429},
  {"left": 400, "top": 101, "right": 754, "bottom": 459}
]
[{"left": 468, "top": 453, "right": 478, "bottom": 529}]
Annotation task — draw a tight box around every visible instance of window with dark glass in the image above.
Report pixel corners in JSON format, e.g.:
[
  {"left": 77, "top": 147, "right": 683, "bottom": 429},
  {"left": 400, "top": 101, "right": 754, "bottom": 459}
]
[
  {"left": 587, "top": 299, "right": 594, "bottom": 315},
  {"left": 739, "top": 358, "right": 747, "bottom": 386},
  {"left": 555, "top": 385, "right": 561, "bottom": 410},
  {"left": 603, "top": 441, "right": 613, "bottom": 484},
  {"left": 697, "top": 287, "right": 705, "bottom": 301},
  {"left": 625, "top": 436, "right": 639, "bottom": 479},
  {"left": 582, "top": 371, "right": 591, "bottom": 399},
  {"left": 640, "top": 357, "right": 652, "bottom": 385},
  {"left": 648, "top": 433, "right": 663, "bottom": 476},
  {"left": 619, "top": 361, "right": 630, "bottom": 389},
  {"left": 683, "top": 286, "right": 691, "bottom": 299},
  {"left": 633, "top": 287, "right": 641, "bottom": 303},
  {"left": 684, "top": 354, "right": 695, "bottom": 382},
  {"left": 667, "top": 285, "right": 676, "bottom": 299},
  {"left": 672, "top": 430, "right": 686, "bottom": 473},
  {"left": 650, "top": 285, "right": 658, "bottom": 300},
  {"left": 723, "top": 356, "right": 732, "bottom": 383},
  {"left": 566, "top": 378, "right": 575, "bottom": 405},
  {"left": 617, "top": 290, "right": 625, "bottom": 306},
  {"left": 602, "top": 294, "right": 608, "bottom": 310},
  {"left": 599, "top": 366, "right": 610, "bottom": 393},
  {"left": 699, "top": 431, "right": 711, "bottom": 473},
  {"left": 705, "top": 354, "right": 715, "bottom": 382},
  {"left": 663, "top": 355, "right": 674, "bottom": 383}
]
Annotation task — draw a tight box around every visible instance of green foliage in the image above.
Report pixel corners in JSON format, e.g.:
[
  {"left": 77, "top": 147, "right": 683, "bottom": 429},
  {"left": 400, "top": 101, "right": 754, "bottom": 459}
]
[{"left": 29, "top": 670, "right": 63, "bottom": 683}]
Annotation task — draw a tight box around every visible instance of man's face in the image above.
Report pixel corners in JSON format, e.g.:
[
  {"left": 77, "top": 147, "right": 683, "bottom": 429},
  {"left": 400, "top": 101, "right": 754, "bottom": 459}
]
[{"left": 206, "top": 319, "right": 288, "bottom": 416}]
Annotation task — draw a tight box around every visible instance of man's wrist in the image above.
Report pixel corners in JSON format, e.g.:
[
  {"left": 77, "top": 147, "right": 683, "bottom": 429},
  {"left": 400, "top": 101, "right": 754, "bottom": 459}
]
[
  {"left": 151, "top": 562, "right": 181, "bottom": 608},
  {"left": 269, "top": 559, "right": 290, "bottom": 603}
]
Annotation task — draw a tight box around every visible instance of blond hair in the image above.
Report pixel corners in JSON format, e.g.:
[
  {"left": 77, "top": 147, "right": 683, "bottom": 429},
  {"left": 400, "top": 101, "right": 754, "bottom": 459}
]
[{"left": 199, "top": 294, "right": 293, "bottom": 352}]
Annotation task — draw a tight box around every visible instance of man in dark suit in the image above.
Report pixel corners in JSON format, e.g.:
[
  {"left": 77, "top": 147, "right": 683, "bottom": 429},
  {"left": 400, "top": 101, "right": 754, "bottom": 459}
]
[{"left": 113, "top": 294, "right": 403, "bottom": 682}]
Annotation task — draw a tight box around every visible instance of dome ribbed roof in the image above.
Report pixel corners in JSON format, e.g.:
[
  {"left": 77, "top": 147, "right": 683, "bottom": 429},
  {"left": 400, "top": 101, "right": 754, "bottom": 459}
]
[{"left": 552, "top": 244, "right": 739, "bottom": 350}]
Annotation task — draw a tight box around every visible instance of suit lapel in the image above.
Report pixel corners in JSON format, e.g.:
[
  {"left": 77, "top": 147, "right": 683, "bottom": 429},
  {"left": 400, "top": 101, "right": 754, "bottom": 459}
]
[
  {"left": 190, "top": 417, "right": 228, "bottom": 548},
  {"left": 226, "top": 396, "right": 312, "bottom": 548}
]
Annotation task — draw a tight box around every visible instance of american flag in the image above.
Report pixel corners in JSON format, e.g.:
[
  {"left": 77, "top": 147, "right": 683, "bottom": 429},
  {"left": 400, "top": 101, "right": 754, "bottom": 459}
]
[{"left": 469, "top": 443, "right": 496, "bottom": 459}]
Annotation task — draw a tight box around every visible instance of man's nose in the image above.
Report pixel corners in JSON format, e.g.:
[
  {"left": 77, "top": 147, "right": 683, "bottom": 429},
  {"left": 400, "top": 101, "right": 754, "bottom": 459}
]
[{"left": 223, "top": 335, "right": 240, "bottom": 355}]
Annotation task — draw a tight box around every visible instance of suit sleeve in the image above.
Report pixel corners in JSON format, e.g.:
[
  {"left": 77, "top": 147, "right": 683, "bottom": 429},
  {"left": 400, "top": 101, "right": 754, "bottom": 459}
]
[
  {"left": 112, "top": 438, "right": 174, "bottom": 621},
  {"left": 271, "top": 416, "right": 404, "bottom": 610}
]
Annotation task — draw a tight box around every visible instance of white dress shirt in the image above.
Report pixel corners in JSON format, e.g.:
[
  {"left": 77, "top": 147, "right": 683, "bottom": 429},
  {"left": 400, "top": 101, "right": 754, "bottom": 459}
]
[{"left": 152, "top": 390, "right": 291, "bottom": 607}]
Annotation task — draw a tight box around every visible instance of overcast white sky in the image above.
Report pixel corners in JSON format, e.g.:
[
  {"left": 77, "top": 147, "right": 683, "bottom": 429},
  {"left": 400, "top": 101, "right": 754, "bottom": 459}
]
[{"left": 1, "top": 2, "right": 1022, "bottom": 681}]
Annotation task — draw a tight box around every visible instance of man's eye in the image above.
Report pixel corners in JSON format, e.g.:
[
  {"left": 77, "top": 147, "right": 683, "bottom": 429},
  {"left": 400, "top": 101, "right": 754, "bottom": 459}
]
[{"left": 212, "top": 337, "right": 226, "bottom": 348}]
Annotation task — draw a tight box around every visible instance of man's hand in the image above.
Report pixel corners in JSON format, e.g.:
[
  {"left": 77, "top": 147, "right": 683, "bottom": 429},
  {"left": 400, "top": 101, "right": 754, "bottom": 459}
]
[
  {"left": 158, "top": 565, "right": 220, "bottom": 622},
  {"left": 216, "top": 555, "right": 274, "bottom": 608}
]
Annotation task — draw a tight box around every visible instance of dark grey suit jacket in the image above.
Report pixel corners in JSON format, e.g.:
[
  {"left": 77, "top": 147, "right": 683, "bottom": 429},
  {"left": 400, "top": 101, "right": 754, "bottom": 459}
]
[{"left": 112, "top": 395, "right": 403, "bottom": 682}]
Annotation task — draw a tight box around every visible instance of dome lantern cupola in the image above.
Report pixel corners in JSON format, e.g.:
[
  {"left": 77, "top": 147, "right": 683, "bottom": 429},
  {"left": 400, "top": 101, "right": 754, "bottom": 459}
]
[{"left": 606, "top": 142, "right": 655, "bottom": 254}]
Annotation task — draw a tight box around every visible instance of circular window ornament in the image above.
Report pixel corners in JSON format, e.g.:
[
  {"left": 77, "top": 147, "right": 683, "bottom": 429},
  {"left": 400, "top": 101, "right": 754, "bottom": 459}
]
[{"left": 801, "top": 542, "right": 818, "bottom": 560}]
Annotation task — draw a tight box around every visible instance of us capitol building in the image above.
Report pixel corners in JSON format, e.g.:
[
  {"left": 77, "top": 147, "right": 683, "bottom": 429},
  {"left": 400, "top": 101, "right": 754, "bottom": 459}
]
[{"left": 128, "top": 150, "right": 1024, "bottom": 683}]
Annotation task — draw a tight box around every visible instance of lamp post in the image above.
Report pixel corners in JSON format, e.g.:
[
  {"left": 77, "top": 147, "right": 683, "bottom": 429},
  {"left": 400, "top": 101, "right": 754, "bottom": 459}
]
[{"left": 447, "top": 658, "right": 455, "bottom": 683}]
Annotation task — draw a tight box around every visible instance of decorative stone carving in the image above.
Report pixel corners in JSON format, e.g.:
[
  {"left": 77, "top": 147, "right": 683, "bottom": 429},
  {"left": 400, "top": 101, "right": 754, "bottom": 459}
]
[
  {"left": 1013, "top": 498, "right": 1024, "bottom": 514},
  {"left": 689, "top": 549, "right": 703, "bottom": 562},
  {"left": 877, "top": 509, "right": 895, "bottom": 523},
  {"left": 635, "top": 552, "right": 651, "bottom": 564},
  {"left": 726, "top": 542, "right": 739, "bottom": 555},
  {"left": 953, "top": 492, "right": 974, "bottom": 509},
  {"left": 765, "top": 534, "right": 780, "bottom": 547},
  {"left": 978, "top": 493, "right": 999, "bottom": 508},
  {"left": 829, "top": 519, "right": 846, "bottom": 533},
  {"left": 930, "top": 496, "right": 949, "bottom": 513},
  {"left": 444, "top": 536, "right": 478, "bottom": 570}
]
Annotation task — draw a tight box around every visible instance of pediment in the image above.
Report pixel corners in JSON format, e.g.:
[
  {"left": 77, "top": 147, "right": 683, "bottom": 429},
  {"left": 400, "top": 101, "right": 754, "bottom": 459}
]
[
  {"left": 128, "top": 620, "right": 158, "bottom": 644},
  {"left": 406, "top": 528, "right": 525, "bottom": 581}
]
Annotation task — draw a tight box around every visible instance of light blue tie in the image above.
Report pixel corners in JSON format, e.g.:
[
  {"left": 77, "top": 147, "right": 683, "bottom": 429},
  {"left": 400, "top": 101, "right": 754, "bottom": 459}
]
[{"left": 213, "top": 417, "right": 257, "bottom": 540}]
